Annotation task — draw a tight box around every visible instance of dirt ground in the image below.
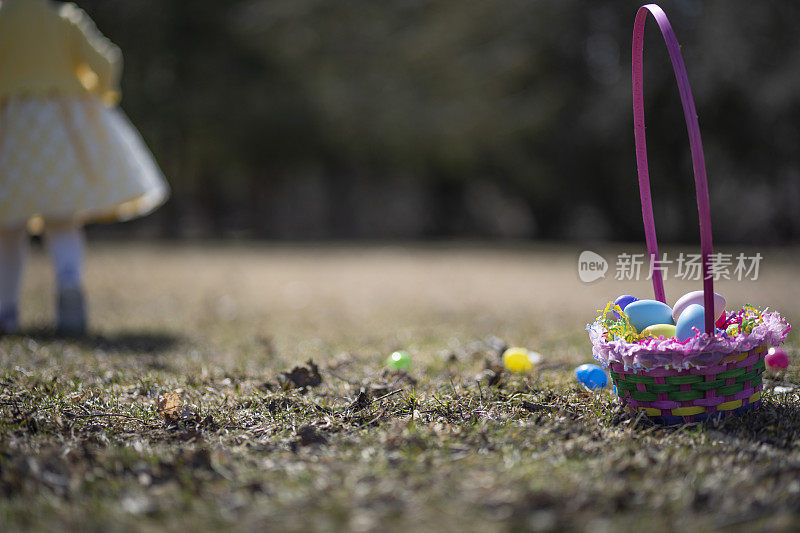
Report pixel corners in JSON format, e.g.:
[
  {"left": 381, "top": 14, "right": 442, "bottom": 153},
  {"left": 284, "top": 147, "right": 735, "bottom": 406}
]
[{"left": 1, "top": 242, "right": 799, "bottom": 531}]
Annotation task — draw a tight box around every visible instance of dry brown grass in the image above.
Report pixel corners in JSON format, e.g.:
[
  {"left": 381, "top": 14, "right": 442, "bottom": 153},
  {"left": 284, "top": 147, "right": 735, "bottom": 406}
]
[{"left": 1, "top": 242, "right": 799, "bottom": 531}]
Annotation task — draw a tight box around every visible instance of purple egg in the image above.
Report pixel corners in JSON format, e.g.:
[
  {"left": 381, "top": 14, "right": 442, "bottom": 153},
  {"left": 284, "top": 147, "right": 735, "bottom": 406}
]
[{"left": 613, "top": 295, "right": 638, "bottom": 318}]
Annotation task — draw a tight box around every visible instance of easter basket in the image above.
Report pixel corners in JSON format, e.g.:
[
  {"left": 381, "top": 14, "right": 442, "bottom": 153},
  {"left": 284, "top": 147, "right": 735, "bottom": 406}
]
[{"left": 586, "top": 4, "right": 791, "bottom": 425}]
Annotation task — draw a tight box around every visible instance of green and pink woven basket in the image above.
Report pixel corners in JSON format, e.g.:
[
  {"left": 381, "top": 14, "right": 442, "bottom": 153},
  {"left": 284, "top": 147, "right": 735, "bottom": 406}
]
[
  {"left": 587, "top": 4, "right": 791, "bottom": 425},
  {"left": 609, "top": 348, "right": 767, "bottom": 425}
]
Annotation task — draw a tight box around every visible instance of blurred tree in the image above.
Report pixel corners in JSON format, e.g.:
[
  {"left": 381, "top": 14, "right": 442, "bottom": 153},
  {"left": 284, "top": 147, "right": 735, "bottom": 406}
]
[{"left": 77, "top": 0, "right": 800, "bottom": 243}]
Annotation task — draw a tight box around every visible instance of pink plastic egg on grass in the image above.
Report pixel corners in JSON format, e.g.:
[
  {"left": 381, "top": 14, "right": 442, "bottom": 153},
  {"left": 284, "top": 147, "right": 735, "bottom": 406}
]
[
  {"left": 715, "top": 310, "right": 727, "bottom": 329},
  {"left": 765, "top": 347, "right": 790, "bottom": 370}
]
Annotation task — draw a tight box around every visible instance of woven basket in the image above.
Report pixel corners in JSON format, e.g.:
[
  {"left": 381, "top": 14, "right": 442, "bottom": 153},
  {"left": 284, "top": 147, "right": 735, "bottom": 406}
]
[
  {"left": 605, "top": 4, "right": 773, "bottom": 424},
  {"left": 610, "top": 347, "right": 765, "bottom": 425}
]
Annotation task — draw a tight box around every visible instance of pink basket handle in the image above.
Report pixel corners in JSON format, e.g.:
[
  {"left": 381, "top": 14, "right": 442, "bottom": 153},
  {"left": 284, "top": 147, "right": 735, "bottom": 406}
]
[{"left": 633, "top": 3, "right": 715, "bottom": 334}]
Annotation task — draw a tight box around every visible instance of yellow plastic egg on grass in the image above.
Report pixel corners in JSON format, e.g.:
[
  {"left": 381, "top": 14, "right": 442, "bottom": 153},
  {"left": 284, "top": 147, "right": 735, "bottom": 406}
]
[{"left": 502, "top": 347, "right": 541, "bottom": 373}]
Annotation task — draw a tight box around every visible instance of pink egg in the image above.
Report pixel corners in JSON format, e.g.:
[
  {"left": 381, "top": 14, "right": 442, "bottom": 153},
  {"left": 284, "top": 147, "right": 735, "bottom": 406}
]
[
  {"left": 765, "top": 347, "right": 790, "bottom": 370},
  {"left": 672, "top": 290, "right": 726, "bottom": 322}
]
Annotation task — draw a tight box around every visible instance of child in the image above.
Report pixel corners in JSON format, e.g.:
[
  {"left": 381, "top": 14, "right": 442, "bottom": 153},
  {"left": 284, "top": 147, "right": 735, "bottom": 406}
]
[{"left": 0, "top": 0, "right": 169, "bottom": 336}]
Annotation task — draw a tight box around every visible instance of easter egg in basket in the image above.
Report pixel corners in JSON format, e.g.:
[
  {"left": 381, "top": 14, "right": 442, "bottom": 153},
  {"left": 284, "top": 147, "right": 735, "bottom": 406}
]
[{"left": 623, "top": 299, "right": 673, "bottom": 332}]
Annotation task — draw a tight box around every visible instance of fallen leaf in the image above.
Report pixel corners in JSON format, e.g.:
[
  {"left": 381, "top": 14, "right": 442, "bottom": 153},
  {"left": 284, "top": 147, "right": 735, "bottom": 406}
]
[
  {"left": 348, "top": 388, "right": 372, "bottom": 411},
  {"left": 156, "top": 391, "right": 200, "bottom": 425},
  {"left": 293, "top": 425, "right": 327, "bottom": 448},
  {"left": 521, "top": 401, "right": 555, "bottom": 413},
  {"left": 476, "top": 361, "right": 505, "bottom": 387},
  {"left": 281, "top": 360, "right": 323, "bottom": 390}
]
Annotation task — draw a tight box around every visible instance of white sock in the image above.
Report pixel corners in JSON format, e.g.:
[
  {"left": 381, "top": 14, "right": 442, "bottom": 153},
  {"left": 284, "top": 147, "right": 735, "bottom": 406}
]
[
  {"left": 0, "top": 228, "right": 27, "bottom": 324},
  {"left": 46, "top": 224, "right": 85, "bottom": 291}
]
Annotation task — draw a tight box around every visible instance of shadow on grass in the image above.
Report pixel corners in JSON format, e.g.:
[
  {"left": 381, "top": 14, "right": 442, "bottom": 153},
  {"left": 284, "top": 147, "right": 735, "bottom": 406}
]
[
  {"left": 609, "top": 395, "right": 800, "bottom": 449},
  {"left": 15, "top": 328, "right": 182, "bottom": 354},
  {"left": 711, "top": 400, "right": 800, "bottom": 449},
  {"left": 627, "top": 399, "right": 800, "bottom": 449}
]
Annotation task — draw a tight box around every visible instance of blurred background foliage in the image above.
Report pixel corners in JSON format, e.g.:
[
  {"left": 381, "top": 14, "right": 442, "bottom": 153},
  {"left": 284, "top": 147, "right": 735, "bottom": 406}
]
[{"left": 79, "top": 0, "right": 800, "bottom": 243}]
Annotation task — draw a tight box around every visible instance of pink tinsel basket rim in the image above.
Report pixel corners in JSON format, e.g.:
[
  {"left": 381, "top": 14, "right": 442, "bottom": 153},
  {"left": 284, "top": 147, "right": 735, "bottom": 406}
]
[{"left": 587, "top": 310, "right": 790, "bottom": 371}]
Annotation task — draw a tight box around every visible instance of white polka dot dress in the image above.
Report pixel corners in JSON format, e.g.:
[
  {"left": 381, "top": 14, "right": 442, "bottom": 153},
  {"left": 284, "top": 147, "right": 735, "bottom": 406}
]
[{"left": 0, "top": 95, "right": 168, "bottom": 231}]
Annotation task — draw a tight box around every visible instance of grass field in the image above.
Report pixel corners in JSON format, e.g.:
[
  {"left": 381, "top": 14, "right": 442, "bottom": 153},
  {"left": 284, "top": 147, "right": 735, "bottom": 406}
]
[{"left": 1, "top": 242, "right": 799, "bottom": 532}]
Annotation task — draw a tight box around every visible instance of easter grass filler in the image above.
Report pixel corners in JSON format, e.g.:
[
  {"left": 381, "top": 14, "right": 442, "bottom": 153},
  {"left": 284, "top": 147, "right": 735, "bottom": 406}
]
[
  {"left": 587, "top": 302, "right": 790, "bottom": 370},
  {"left": 586, "top": 4, "right": 791, "bottom": 424}
]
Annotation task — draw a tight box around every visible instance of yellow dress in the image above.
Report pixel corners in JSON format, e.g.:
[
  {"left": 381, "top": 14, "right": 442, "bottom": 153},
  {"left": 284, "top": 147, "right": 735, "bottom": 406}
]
[{"left": 0, "top": 0, "right": 168, "bottom": 231}]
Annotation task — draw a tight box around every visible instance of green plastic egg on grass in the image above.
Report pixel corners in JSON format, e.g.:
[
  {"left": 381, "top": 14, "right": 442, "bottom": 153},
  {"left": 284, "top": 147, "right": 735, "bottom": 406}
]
[
  {"left": 502, "top": 347, "right": 541, "bottom": 373},
  {"left": 387, "top": 350, "right": 412, "bottom": 370}
]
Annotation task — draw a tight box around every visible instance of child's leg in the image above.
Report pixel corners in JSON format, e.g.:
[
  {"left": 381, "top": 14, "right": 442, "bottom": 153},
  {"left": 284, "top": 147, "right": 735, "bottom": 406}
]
[
  {"left": 45, "top": 222, "right": 87, "bottom": 335},
  {"left": 45, "top": 222, "right": 85, "bottom": 290},
  {"left": 0, "top": 227, "right": 27, "bottom": 332}
]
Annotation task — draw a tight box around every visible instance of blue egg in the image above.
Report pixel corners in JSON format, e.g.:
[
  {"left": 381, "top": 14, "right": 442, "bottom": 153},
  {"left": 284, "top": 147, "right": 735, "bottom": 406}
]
[
  {"left": 623, "top": 299, "right": 674, "bottom": 332},
  {"left": 675, "top": 303, "right": 707, "bottom": 341},
  {"left": 613, "top": 294, "right": 639, "bottom": 318},
  {"left": 575, "top": 363, "right": 608, "bottom": 390}
]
